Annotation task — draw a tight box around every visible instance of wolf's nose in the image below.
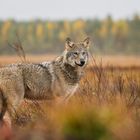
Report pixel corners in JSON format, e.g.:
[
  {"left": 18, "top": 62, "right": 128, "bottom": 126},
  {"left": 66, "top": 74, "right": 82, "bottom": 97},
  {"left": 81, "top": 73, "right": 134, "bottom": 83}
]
[{"left": 80, "top": 60, "right": 85, "bottom": 66}]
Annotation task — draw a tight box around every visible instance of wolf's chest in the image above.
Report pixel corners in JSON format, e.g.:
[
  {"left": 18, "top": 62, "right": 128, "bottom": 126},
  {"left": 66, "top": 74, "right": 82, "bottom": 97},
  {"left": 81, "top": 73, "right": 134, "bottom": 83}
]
[{"left": 64, "top": 84, "right": 79, "bottom": 95}]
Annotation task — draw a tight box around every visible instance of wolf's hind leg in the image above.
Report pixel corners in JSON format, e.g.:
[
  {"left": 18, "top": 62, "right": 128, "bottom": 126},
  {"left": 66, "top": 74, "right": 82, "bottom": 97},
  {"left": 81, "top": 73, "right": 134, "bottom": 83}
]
[
  {"left": 1, "top": 81, "right": 25, "bottom": 126},
  {"left": 0, "top": 90, "right": 11, "bottom": 129}
]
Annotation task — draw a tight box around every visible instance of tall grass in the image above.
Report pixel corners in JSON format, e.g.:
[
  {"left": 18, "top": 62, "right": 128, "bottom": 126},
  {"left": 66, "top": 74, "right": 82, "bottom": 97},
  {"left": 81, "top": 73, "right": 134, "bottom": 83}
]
[{"left": 0, "top": 56, "right": 140, "bottom": 140}]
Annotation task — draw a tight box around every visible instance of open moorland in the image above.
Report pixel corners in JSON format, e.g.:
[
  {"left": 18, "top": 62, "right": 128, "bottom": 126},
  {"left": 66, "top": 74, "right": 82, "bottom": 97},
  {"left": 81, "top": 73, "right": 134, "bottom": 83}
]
[{"left": 0, "top": 55, "right": 140, "bottom": 140}]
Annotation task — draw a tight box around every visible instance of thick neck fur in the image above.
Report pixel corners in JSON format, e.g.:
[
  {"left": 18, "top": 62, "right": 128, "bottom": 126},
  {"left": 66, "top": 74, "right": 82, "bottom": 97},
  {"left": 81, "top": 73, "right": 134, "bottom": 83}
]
[{"left": 55, "top": 55, "right": 83, "bottom": 84}]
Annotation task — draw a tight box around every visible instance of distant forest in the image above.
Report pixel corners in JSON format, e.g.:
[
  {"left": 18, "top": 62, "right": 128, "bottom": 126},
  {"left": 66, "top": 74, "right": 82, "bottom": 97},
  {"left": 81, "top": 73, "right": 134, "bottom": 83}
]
[{"left": 0, "top": 14, "right": 140, "bottom": 54}]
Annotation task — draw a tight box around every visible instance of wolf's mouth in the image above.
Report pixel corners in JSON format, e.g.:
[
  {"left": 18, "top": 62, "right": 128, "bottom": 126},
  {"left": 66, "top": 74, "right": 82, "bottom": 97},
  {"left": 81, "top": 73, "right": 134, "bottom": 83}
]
[{"left": 75, "top": 62, "right": 85, "bottom": 67}]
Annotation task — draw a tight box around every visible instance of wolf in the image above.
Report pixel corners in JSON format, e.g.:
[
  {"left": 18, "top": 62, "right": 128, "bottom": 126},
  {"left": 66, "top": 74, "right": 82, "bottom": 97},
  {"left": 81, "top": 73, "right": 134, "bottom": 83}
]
[{"left": 0, "top": 37, "right": 90, "bottom": 126}]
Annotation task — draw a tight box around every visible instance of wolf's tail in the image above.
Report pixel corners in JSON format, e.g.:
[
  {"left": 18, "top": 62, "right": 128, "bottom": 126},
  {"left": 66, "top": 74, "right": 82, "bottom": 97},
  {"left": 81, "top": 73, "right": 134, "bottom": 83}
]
[{"left": 0, "top": 89, "right": 7, "bottom": 124}]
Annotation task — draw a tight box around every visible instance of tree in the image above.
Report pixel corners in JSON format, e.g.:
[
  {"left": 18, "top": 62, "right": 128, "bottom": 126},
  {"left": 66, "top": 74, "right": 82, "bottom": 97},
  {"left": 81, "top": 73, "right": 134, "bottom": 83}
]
[
  {"left": 36, "top": 23, "right": 44, "bottom": 41},
  {"left": 1, "top": 21, "right": 11, "bottom": 41}
]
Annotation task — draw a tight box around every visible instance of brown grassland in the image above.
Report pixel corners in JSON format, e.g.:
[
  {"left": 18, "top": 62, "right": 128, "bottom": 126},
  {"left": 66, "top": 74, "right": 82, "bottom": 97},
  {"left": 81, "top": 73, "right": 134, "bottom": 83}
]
[{"left": 0, "top": 55, "right": 140, "bottom": 140}]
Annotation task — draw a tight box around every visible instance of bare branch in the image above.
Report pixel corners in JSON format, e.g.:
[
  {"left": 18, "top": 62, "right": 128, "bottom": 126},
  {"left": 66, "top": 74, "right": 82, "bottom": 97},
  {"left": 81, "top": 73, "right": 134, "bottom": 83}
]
[{"left": 8, "top": 34, "right": 26, "bottom": 63}]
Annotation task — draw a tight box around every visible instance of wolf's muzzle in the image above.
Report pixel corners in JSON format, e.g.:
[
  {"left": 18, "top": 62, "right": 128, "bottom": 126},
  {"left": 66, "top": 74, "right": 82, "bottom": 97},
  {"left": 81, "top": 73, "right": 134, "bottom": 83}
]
[{"left": 75, "top": 60, "right": 85, "bottom": 67}]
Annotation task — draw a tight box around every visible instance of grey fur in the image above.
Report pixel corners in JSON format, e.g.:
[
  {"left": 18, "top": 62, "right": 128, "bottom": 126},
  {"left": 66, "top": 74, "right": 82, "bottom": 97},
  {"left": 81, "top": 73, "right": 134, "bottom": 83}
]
[{"left": 0, "top": 37, "right": 90, "bottom": 125}]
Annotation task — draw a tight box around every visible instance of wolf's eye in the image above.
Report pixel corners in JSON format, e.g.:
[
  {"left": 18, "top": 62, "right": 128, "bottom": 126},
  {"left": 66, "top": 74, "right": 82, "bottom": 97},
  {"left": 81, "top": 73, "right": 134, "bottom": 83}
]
[
  {"left": 82, "top": 52, "right": 86, "bottom": 55},
  {"left": 73, "top": 52, "right": 78, "bottom": 56}
]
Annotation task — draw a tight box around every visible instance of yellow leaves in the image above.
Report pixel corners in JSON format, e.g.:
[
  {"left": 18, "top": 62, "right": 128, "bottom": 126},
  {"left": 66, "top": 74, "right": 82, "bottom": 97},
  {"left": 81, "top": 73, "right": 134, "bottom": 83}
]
[
  {"left": 59, "top": 31, "right": 67, "bottom": 41},
  {"left": 112, "top": 20, "right": 128, "bottom": 37},
  {"left": 99, "top": 19, "right": 128, "bottom": 39},
  {"left": 1, "top": 20, "right": 11, "bottom": 40},
  {"left": 73, "top": 20, "right": 85, "bottom": 31},
  {"left": 47, "top": 22, "right": 55, "bottom": 31},
  {"left": 46, "top": 22, "right": 55, "bottom": 39},
  {"left": 59, "top": 21, "right": 71, "bottom": 41},
  {"left": 64, "top": 20, "right": 71, "bottom": 34},
  {"left": 98, "top": 19, "right": 112, "bottom": 39},
  {"left": 36, "top": 23, "right": 44, "bottom": 40},
  {"left": 99, "top": 23, "right": 108, "bottom": 38}
]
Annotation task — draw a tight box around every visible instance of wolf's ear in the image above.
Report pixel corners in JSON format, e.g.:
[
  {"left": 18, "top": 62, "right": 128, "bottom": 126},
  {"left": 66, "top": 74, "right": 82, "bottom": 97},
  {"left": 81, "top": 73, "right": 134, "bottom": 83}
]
[
  {"left": 65, "top": 37, "right": 74, "bottom": 49},
  {"left": 83, "top": 37, "right": 90, "bottom": 48}
]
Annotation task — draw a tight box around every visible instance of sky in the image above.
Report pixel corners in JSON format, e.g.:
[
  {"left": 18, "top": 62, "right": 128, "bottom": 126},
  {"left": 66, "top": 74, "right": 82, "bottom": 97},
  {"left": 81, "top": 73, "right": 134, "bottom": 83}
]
[{"left": 0, "top": 0, "right": 140, "bottom": 20}]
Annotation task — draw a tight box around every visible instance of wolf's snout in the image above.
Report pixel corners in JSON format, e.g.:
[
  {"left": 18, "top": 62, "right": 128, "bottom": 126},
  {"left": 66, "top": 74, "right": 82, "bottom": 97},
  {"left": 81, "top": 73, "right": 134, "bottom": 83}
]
[
  {"left": 75, "top": 60, "right": 85, "bottom": 67},
  {"left": 80, "top": 60, "right": 85, "bottom": 66}
]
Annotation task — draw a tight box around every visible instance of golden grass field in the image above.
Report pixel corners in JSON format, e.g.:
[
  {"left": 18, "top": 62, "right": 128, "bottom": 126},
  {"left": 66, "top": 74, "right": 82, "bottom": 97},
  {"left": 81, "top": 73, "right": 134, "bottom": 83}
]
[
  {"left": 0, "top": 54, "right": 140, "bottom": 67},
  {"left": 0, "top": 55, "right": 140, "bottom": 140}
]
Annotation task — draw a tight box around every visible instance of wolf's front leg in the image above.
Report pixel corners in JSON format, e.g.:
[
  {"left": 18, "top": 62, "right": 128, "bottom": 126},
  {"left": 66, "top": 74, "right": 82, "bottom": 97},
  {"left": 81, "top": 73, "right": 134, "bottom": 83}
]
[
  {"left": 2, "top": 112, "right": 11, "bottom": 127},
  {"left": 0, "top": 112, "right": 13, "bottom": 140},
  {"left": 55, "top": 92, "right": 75, "bottom": 105}
]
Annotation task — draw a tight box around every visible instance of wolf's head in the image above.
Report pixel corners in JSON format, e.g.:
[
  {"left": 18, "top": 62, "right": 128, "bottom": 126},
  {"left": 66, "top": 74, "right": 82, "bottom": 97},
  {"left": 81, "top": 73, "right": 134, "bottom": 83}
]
[{"left": 63, "top": 37, "right": 90, "bottom": 68}]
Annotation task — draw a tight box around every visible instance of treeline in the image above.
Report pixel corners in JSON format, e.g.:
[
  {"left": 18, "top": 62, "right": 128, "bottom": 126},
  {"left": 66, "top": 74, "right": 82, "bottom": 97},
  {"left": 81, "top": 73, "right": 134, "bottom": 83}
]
[{"left": 0, "top": 14, "right": 140, "bottom": 54}]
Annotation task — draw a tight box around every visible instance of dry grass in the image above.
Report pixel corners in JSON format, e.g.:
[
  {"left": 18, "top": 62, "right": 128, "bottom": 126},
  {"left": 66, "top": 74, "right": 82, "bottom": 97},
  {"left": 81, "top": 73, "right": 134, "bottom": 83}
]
[
  {"left": 0, "top": 55, "right": 140, "bottom": 140},
  {"left": 0, "top": 54, "right": 140, "bottom": 66}
]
